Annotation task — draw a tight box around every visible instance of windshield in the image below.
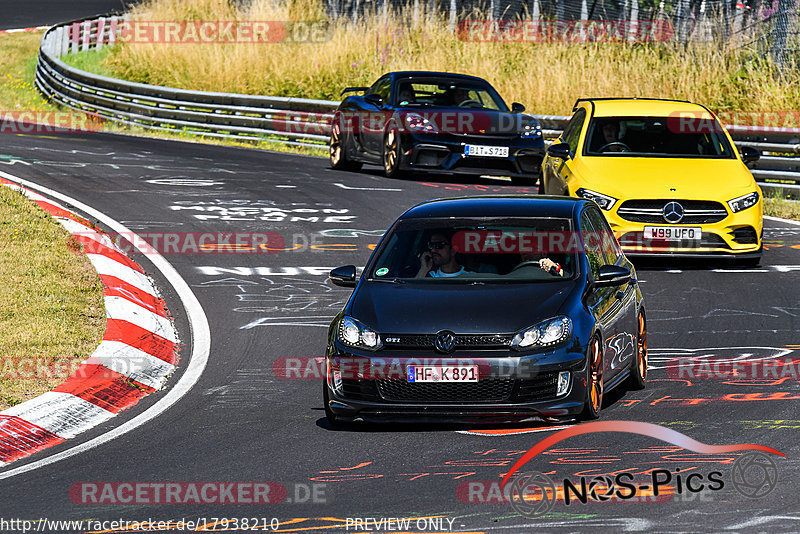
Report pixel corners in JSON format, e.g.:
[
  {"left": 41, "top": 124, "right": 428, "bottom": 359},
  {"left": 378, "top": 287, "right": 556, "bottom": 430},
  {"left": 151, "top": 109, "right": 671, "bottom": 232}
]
[
  {"left": 584, "top": 116, "right": 735, "bottom": 158},
  {"left": 394, "top": 79, "right": 507, "bottom": 110},
  {"left": 367, "top": 217, "right": 578, "bottom": 282}
]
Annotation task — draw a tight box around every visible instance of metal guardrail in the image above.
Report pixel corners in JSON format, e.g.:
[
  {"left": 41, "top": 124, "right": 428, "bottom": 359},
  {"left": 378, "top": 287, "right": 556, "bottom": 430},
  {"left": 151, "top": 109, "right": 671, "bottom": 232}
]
[{"left": 34, "top": 15, "right": 800, "bottom": 192}]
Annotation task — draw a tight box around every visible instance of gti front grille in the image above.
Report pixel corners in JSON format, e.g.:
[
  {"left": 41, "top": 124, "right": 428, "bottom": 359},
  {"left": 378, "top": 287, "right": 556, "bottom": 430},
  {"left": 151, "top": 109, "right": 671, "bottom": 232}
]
[{"left": 382, "top": 334, "right": 513, "bottom": 351}]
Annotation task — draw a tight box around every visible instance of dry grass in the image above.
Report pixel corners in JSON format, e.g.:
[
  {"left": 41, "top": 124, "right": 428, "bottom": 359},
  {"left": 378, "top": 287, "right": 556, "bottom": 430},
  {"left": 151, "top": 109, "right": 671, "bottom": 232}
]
[
  {"left": 97, "top": 0, "right": 800, "bottom": 116},
  {"left": 0, "top": 186, "right": 104, "bottom": 410},
  {"left": 764, "top": 194, "right": 800, "bottom": 221}
]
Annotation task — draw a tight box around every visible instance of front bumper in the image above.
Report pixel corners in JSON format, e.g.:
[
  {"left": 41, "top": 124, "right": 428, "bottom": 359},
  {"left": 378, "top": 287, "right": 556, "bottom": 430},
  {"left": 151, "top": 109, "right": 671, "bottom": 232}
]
[
  {"left": 604, "top": 200, "right": 763, "bottom": 257},
  {"left": 399, "top": 133, "right": 544, "bottom": 177},
  {"left": 324, "top": 342, "right": 587, "bottom": 423}
]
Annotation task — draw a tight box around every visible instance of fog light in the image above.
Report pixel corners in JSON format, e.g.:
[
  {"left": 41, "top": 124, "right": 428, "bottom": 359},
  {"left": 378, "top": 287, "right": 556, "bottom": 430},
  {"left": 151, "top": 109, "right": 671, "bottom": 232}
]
[{"left": 556, "top": 371, "right": 570, "bottom": 396}]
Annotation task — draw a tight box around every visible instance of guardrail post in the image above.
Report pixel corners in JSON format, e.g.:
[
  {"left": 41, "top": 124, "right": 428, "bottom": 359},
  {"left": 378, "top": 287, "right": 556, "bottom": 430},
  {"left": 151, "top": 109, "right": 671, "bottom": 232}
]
[
  {"left": 81, "top": 20, "right": 91, "bottom": 51},
  {"left": 96, "top": 18, "right": 106, "bottom": 49},
  {"left": 70, "top": 22, "right": 79, "bottom": 54}
]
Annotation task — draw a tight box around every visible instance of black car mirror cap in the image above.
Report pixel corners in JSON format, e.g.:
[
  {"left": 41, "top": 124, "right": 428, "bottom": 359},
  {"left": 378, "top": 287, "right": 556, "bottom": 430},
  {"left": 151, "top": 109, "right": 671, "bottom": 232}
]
[
  {"left": 330, "top": 265, "right": 357, "bottom": 287},
  {"left": 511, "top": 102, "right": 526, "bottom": 113},
  {"left": 547, "top": 142, "right": 572, "bottom": 160},
  {"left": 739, "top": 146, "right": 761, "bottom": 165},
  {"left": 593, "top": 264, "right": 632, "bottom": 287},
  {"left": 364, "top": 93, "right": 384, "bottom": 106}
]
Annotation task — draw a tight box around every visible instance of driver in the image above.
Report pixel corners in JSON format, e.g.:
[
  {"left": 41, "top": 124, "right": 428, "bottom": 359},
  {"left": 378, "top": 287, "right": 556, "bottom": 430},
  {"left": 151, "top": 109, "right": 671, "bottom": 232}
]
[
  {"left": 416, "top": 231, "right": 470, "bottom": 278},
  {"left": 598, "top": 121, "right": 627, "bottom": 152},
  {"left": 451, "top": 87, "right": 473, "bottom": 107},
  {"left": 398, "top": 85, "right": 416, "bottom": 105}
]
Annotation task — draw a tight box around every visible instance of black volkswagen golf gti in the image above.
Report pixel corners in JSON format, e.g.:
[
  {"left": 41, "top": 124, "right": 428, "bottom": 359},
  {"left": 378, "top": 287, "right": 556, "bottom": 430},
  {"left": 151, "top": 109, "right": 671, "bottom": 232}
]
[{"left": 323, "top": 196, "right": 647, "bottom": 424}]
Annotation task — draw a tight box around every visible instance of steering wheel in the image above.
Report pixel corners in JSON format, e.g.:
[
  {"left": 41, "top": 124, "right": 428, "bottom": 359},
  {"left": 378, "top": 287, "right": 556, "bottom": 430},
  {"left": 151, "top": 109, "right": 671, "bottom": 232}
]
[
  {"left": 598, "top": 141, "right": 631, "bottom": 153},
  {"left": 511, "top": 260, "right": 545, "bottom": 272},
  {"left": 458, "top": 99, "right": 482, "bottom": 108}
]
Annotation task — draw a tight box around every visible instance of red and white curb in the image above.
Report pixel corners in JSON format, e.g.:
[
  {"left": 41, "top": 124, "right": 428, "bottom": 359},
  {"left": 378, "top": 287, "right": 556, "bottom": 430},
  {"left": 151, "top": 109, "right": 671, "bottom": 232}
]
[
  {"left": 0, "top": 178, "right": 178, "bottom": 465},
  {"left": 0, "top": 25, "right": 50, "bottom": 35}
]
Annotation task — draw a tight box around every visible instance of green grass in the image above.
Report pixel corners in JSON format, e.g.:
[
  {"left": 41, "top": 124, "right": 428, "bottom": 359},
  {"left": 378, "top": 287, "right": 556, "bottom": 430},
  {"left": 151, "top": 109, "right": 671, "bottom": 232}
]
[{"left": 0, "top": 186, "right": 105, "bottom": 411}]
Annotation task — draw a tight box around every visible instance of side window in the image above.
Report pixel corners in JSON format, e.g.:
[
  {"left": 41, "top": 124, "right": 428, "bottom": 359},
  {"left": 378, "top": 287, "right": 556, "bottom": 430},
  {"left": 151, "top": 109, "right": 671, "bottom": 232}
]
[
  {"left": 562, "top": 108, "right": 586, "bottom": 155},
  {"left": 370, "top": 76, "right": 391, "bottom": 104},
  {"left": 580, "top": 210, "right": 605, "bottom": 279},
  {"left": 587, "top": 208, "right": 621, "bottom": 265}
]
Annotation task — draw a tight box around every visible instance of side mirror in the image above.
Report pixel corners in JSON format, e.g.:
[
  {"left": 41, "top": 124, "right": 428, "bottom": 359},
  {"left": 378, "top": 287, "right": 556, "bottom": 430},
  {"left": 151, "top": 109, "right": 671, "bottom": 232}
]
[
  {"left": 364, "top": 93, "right": 383, "bottom": 107},
  {"left": 511, "top": 102, "right": 525, "bottom": 114},
  {"left": 739, "top": 146, "right": 761, "bottom": 165},
  {"left": 330, "top": 265, "right": 357, "bottom": 288},
  {"left": 547, "top": 142, "right": 571, "bottom": 160},
  {"left": 594, "top": 264, "right": 631, "bottom": 287}
]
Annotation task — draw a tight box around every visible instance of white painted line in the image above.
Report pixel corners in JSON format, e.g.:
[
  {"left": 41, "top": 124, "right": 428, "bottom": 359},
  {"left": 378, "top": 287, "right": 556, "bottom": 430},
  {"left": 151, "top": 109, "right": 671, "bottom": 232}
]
[
  {"left": 0, "top": 170, "right": 210, "bottom": 480},
  {"left": 89, "top": 341, "right": 175, "bottom": 390},
  {"left": 1, "top": 392, "right": 114, "bottom": 439},
  {"left": 104, "top": 296, "right": 176, "bottom": 343},
  {"left": 86, "top": 253, "right": 156, "bottom": 295}
]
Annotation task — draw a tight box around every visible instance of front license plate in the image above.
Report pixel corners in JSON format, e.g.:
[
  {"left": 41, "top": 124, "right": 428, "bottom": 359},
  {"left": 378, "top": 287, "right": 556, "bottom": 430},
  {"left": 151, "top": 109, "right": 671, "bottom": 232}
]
[
  {"left": 464, "top": 145, "right": 509, "bottom": 158},
  {"left": 407, "top": 365, "right": 479, "bottom": 382},
  {"left": 643, "top": 226, "right": 702, "bottom": 241}
]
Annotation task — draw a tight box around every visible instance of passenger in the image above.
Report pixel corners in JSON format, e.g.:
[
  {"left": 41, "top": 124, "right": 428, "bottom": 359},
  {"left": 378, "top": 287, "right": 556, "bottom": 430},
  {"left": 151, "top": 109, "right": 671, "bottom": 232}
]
[
  {"left": 397, "top": 85, "right": 416, "bottom": 105},
  {"left": 416, "top": 231, "right": 470, "bottom": 278}
]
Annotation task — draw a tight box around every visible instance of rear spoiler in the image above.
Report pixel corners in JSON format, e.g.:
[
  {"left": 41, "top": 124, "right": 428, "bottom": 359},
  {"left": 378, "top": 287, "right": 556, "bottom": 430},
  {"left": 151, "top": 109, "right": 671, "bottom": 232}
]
[{"left": 341, "top": 86, "right": 369, "bottom": 96}]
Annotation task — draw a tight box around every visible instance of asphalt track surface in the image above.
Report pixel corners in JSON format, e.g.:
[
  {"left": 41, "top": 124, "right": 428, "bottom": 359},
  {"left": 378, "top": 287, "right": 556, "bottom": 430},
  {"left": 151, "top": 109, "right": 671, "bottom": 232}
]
[
  {"left": 0, "top": 1, "right": 140, "bottom": 30},
  {"left": 0, "top": 130, "right": 799, "bottom": 533}
]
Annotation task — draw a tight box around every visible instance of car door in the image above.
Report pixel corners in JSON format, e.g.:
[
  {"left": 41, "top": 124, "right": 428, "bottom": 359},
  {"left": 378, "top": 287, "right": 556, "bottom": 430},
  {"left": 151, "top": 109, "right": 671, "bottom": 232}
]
[
  {"left": 544, "top": 108, "right": 586, "bottom": 195},
  {"left": 359, "top": 75, "right": 392, "bottom": 155},
  {"left": 586, "top": 207, "right": 637, "bottom": 380},
  {"left": 580, "top": 207, "right": 624, "bottom": 383}
]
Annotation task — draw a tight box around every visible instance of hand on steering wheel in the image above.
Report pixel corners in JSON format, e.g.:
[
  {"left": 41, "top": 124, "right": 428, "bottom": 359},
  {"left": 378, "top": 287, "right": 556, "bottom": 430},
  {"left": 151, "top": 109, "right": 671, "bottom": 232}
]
[{"left": 597, "top": 141, "right": 631, "bottom": 153}]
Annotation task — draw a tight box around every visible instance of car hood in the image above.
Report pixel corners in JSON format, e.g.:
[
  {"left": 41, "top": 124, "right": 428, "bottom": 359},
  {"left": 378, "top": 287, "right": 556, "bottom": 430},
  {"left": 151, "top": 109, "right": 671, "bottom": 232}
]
[
  {"left": 573, "top": 157, "right": 758, "bottom": 199},
  {"left": 348, "top": 280, "right": 575, "bottom": 334}
]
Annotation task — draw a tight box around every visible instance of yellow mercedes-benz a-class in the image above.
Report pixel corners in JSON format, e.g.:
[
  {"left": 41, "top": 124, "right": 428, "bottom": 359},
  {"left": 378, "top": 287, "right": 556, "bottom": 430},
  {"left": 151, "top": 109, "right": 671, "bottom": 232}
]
[{"left": 541, "top": 98, "right": 763, "bottom": 264}]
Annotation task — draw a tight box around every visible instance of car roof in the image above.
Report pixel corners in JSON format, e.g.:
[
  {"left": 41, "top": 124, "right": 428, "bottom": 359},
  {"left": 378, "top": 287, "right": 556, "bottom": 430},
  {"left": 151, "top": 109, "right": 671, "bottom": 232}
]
[
  {"left": 388, "top": 71, "right": 490, "bottom": 83},
  {"left": 400, "top": 195, "right": 590, "bottom": 220},
  {"left": 579, "top": 98, "right": 715, "bottom": 119}
]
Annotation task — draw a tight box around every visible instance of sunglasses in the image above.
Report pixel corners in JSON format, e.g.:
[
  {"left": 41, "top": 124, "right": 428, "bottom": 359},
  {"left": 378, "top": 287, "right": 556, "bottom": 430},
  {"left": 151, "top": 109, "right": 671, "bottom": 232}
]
[{"left": 427, "top": 241, "right": 450, "bottom": 250}]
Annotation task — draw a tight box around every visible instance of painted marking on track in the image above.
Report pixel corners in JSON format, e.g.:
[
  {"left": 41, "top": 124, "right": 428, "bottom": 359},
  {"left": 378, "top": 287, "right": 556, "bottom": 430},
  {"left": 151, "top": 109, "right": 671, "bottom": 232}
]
[
  {"left": 457, "top": 425, "right": 571, "bottom": 437},
  {"left": 0, "top": 170, "right": 210, "bottom": 480},
  {"left": 333, "top": 182, "right": 402, "bottom": 191}
]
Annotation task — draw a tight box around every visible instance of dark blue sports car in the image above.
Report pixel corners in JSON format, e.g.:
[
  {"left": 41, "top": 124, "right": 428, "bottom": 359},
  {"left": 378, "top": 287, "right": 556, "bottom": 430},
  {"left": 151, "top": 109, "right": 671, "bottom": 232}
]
[
  {"left": 323, "top": 196, "right": 647, "bottom": 425},
  {"left": 329, "top": 71, "right": 545, "bottom": 184}
]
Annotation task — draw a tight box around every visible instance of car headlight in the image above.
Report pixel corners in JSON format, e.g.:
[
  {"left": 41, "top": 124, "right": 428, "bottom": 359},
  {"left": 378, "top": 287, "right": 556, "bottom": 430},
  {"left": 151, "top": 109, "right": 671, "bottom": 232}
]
[
  {"left": 512, "top": 316, "right": 572, "bottom": 350},
  {"left": 728, "top": 191, "right": 759, "bottom": 213},
  {"left": 338, "top": 316, "right": 382, "bottom": 350},
  {"left": 521, "top": 119, "right": 542, "bottom": 138},
  {"left": 404, "top": 113, "right": 438, "bottom": 133},
  {"left": 576, "top": 188, "right": 617, "bottom": 211}
]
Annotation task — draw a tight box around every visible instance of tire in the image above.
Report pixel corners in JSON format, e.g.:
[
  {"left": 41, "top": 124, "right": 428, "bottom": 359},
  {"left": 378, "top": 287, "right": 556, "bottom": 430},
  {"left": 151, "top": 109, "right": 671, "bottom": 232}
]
[
  {"left": 322, "top": 379, "right": 338, "bottom": 426},
  {"left": 627, "top": 311, "right": 647, "bottom": 390},
  {"left": 329, "top": 115, "right": 362, "bottom": 171},
  {"left": 383, "top": 126, "right": 407, "bottom": 178},
  {"left": 580, "top": 335, "right": 604, "bottom": 420}
]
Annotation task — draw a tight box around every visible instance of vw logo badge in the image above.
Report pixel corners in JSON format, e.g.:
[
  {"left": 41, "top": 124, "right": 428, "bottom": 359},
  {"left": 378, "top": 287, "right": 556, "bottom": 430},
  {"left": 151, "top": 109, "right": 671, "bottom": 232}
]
[
  {"left": 663, "top": 201, "right": 685, "bottom": 223},
  {"left": 434, "top": 331, "right": 457, "bottom": 354}
]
